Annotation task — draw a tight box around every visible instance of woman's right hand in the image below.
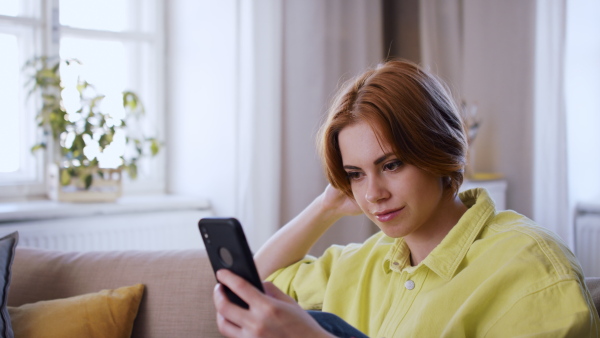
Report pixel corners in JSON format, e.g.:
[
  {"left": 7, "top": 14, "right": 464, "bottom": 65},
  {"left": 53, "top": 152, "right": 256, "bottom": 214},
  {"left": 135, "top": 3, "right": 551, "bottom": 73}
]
[{"left": 320, "top": 184, "right": 363, "bottom": 219}]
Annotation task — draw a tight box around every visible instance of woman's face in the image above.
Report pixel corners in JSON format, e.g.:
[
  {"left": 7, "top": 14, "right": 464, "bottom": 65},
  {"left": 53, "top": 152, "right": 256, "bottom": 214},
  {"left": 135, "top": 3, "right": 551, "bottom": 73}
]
[{"left": 338, "top": 121, "right": 446, "bottom": 239}]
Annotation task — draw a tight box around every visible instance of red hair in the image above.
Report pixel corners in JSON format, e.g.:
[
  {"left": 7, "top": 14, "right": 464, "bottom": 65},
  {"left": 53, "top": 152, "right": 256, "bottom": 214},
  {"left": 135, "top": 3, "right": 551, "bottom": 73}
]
[{"left": 317, "top": 60, "right": 467, "bottom": 197}]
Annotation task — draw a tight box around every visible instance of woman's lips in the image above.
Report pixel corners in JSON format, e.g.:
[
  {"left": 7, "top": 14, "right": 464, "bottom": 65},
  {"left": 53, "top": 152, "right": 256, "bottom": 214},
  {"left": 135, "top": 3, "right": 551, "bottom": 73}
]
[{"left": 374, "top": 207, "right": 404, "bottom": 222}]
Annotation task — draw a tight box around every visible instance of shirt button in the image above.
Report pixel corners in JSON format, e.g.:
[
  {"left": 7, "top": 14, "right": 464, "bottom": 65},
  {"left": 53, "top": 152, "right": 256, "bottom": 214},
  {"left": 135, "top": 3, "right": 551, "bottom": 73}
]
[
  {"left": 392, "top": 261, "right": 399, "bottom": 266},
  {"left": 405, "top": 280, "right": 415, "bottom": 290}
]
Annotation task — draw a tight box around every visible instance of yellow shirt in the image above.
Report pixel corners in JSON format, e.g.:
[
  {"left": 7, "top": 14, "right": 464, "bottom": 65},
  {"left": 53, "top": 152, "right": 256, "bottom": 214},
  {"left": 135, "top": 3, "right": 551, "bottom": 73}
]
[{"left": 268, "top": 188, "right": 600, "bottom": 337}]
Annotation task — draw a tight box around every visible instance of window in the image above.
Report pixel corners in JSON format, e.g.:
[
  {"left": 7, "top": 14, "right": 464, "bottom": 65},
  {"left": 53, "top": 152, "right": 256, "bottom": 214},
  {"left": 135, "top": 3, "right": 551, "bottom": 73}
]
[
  {"left": 0, "top": 0, "right": 165, "bottom": 199},
  {"left": 565, "top": 0, "right": 600, "bottom": 203}
]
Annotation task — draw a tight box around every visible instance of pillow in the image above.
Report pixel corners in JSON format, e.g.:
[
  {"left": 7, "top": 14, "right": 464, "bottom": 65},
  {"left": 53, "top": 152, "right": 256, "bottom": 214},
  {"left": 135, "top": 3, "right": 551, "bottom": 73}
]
[
  {"left": 8, "top": 283, "right": 144, "bottom": 338},
  {"left": 0, "top": 231, "right": 18, "bottom": 338}
]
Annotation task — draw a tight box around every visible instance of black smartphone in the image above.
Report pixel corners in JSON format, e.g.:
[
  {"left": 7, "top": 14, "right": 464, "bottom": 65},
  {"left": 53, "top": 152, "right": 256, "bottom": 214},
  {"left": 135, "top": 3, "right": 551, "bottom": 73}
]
[{"left": 198, "top": 217, "right": 264, "bottom": 309}]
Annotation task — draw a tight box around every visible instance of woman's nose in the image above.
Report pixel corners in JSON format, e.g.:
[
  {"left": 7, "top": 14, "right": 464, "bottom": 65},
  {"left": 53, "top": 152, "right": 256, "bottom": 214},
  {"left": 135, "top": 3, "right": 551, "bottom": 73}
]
[{"left": 365, "top": 177, "right": 390, "bottom": 203}]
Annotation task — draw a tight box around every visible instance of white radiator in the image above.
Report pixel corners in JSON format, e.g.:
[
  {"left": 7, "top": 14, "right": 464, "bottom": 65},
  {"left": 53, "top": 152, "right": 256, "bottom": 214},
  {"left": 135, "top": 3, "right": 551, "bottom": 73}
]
[
  {"left": 0, "top": 195, "right": 213, "bottom": 252},
  {"left": 575, "top": 202, "right": 600, "bottom": 277}
]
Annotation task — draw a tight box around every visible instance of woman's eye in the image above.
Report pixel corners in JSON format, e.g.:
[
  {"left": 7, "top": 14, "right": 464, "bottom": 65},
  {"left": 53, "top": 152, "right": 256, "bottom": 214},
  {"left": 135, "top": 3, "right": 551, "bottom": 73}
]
[
  {"left": 383, "top": 160, "right": 402, "bottom": 172},
  {"left": 346, "top": 171, "right": 363, "bottom": 181}
]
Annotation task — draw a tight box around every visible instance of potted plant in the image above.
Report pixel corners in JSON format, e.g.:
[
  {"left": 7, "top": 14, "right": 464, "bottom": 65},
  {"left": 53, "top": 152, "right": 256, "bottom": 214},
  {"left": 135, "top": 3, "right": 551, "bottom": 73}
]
[{"left": 24, "top": 56, "right": 160, "bottom": 202}]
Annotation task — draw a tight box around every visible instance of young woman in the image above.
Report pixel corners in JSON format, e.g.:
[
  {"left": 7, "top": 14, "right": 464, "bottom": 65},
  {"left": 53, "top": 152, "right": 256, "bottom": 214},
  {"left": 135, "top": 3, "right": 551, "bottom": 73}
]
[{"left": 213, "top": 60, "right": 600, "bottom": 337}]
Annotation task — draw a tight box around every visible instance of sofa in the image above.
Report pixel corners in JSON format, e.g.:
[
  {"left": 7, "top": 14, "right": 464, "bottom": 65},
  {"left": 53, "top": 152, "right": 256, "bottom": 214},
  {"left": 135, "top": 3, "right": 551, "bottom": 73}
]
[
  {"left": 8, "top": 248, "right": 220, "bottom": 337},
  {"left": 7, "top": 247, "right": 600, "bottom": 337}
]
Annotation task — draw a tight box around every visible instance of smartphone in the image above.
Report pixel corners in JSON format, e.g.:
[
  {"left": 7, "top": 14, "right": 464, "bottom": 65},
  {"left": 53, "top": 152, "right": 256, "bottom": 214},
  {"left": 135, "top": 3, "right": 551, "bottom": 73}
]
[{"left": 198, "top": 217, "right": 264, "bottom": 309}]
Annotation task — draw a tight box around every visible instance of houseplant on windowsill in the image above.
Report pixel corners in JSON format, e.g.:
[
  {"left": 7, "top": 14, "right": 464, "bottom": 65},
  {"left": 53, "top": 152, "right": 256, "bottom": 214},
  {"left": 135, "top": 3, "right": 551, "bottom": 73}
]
[{"left": 25, "top": 56, "right": 161, "bottom": 202}]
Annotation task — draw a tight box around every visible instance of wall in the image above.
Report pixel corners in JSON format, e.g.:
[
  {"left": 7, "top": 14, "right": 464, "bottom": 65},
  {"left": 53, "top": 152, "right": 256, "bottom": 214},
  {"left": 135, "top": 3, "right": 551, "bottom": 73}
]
[
  {"left": 165, "top": 1, "right": 239, "bottom": 217},
  {"left": 461, "top": 1, "right": 537, "bottom": 217},
  {"left": 419, "top": 1, "right": 537, "bottom": 218}
]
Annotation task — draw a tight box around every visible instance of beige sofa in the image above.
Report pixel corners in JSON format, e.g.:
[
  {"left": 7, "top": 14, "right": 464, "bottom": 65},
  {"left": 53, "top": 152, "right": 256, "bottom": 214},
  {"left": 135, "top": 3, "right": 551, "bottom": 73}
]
[
  {"left": 8, "top": 248, "right": 221, "bottom": 338},
  {"left": 7, "top": 248, "right": 600, "bottom": 337}
]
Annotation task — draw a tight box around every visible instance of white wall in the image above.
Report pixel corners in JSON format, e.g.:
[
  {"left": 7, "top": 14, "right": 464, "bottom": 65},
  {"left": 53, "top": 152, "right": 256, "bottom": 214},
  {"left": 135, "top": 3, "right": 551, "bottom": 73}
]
[
  {"left": 166, "top": 1, "right": 239, "bottom": 217},
  {"left": 166, "top": 0, "right": 284, "bottom": 251}
]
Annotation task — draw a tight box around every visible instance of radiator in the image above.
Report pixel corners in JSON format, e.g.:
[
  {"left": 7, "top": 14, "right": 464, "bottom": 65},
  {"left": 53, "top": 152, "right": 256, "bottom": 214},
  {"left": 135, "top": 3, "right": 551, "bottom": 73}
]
[
  {"left": 0, "top": 196, "right": 213, "bottom": 252},
  {"left": 575, "top": 202, "right": 600, "bottom": 277}
]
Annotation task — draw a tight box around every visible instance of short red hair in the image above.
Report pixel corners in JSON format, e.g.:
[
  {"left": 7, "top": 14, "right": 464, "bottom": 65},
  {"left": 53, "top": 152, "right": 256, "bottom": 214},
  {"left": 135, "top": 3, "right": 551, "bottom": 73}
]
[{"left": 317, "top": 60, "right": 467, "bottom": 197}]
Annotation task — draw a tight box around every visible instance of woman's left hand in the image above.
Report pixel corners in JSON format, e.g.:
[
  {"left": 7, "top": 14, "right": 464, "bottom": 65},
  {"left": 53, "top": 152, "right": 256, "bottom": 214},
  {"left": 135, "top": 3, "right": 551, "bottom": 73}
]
[{"left": 213, "top": 269, "right": 334, "bottom": 338}]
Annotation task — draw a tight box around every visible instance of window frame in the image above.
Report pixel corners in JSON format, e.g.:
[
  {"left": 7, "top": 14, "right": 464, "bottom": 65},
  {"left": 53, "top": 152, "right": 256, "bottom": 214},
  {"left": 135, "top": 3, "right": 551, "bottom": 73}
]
[{"left": 0, "top": 0, "right": 166, "bottom": 200}]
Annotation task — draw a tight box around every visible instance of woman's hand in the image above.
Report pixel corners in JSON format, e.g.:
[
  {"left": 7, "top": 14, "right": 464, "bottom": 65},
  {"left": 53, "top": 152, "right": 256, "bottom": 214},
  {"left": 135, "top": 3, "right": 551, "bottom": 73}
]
[
  {"left": 320, "top": 184, "right": 363, "bottom": 219},
  {"left": 254, "top": 184, "right": 363, "bottom": 279},
  {"left": 213, "top": 269, "right": 334, "bottom": 338}
]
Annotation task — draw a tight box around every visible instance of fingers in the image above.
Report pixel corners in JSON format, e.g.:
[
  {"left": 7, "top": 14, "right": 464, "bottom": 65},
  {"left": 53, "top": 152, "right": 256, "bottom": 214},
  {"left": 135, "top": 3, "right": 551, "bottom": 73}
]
[
  {"left": 216, "top": 269, "right": 265, "bottom": 305},
  {"left": 216, "top": 312, "right": 243, "bottom": 338},
  {"left": 213, "top": 283, "right": 247, "bottom": 332}
]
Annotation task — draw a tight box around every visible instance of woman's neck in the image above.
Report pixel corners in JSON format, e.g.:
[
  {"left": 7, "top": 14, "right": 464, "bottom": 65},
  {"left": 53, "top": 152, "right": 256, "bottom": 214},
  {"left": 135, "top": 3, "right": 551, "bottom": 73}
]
[{"left": 405, "top": 193, "right": 468, "bottom": 266}]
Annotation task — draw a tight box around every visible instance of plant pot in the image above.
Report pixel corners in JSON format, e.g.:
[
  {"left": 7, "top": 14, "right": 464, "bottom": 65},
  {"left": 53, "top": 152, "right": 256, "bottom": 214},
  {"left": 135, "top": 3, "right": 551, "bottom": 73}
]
[{"left": 46, "top": 163, "right": 123, "bottom": 203}]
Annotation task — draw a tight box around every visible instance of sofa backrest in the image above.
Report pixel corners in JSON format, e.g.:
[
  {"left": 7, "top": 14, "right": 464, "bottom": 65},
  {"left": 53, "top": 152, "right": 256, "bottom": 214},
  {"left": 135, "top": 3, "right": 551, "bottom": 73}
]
[
  {"left": 7, "top": 248, "right": 600, "bottom": 336},
  {"left": 9, "top": 248, "right": 221, "bottom": 338}
]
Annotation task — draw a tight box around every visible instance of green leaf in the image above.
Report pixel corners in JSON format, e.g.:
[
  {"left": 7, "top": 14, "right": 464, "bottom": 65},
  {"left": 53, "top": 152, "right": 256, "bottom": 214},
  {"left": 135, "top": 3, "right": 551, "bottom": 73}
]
[
  {"left": 84, "top": 174, "right": 93, "bottom": 189},
  {"left": 127, "top": 162, "right": 138, "bottom": 180},
  {"left": 99, "top": 134, "right": 109, "bottom": 148},
  {"left": 150, "top": 138, "right": 160, "bottom": 156},
  {"left": 60, "top": 169, "right": 71, "bottom": 186},
  {"left": 30, "top": 143, "right": 46, "bottom": 154}
]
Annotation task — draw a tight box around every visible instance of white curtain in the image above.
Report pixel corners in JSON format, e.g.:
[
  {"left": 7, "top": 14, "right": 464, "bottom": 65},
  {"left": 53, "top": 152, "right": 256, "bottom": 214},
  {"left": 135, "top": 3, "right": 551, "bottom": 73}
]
[
  {"left": 532, "top": 0, "right": 570, "bottom": 245},
  {"left": 564, "top": 1, "right": 600, "bottom": 246},
  {"left": 236, "top": 0, "right": 284, "bottom": 251}
]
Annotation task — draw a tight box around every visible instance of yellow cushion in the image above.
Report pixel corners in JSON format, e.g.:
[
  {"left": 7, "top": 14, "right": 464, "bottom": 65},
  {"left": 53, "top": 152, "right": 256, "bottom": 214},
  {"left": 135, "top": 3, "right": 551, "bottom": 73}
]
[{"left": 8, "top": 284, "right": 144, "bottom": 338}]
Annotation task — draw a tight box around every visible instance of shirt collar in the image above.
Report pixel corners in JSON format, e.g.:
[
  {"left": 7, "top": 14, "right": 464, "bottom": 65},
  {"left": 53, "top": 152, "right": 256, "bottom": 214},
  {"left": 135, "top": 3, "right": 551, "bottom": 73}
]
[{"left": 382, "top": 188, "right": 497, "bottom": 279}]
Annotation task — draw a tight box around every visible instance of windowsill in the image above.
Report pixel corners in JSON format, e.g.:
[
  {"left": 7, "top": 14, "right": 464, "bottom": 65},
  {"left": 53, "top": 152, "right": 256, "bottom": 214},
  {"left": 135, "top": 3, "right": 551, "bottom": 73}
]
[{"left": 0, "top": 194, "right": 211, "bottom": 223}]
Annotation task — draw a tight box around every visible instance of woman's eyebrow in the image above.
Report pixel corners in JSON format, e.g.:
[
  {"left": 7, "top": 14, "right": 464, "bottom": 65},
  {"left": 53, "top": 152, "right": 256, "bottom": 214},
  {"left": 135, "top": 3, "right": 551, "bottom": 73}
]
[
  {"left": 343, "top": 153, "right": 395, "bottom": 170},
  {"left": 374, "top": 153, "right": 394, "bottom": 165}
]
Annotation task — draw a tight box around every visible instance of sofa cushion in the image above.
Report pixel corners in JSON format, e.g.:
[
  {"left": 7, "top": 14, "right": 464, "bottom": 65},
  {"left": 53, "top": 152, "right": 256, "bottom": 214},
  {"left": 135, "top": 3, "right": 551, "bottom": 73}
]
[
  {"left": 0, "top": 232, "right": 18, "bottom": 338},
  {"left": 8, "top": 283, "right": 144, "bottom": 338},
  {"left": 8, "top": 248, "right": 220, "bottom": 338},
  {"left": 586, "top": 277, "right": 600, "bottom": 317}
]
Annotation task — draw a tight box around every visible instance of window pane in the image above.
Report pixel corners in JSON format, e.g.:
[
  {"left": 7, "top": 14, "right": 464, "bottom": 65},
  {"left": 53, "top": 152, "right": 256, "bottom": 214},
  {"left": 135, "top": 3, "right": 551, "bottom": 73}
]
[
  {"left": 59, "top": 0, "right": 130, "bottom": 32},
  {"left": 0, "top": 34, "right": 21, "bottom": 173},
  {"left": 60, "top": 38, "right": 128, "bottom": 94},
  {"left": 0, "top": 0, "right": 19, "bottom": 16},
  {"left": 60, "top": 37, "right": 132, "bottom": 168}
]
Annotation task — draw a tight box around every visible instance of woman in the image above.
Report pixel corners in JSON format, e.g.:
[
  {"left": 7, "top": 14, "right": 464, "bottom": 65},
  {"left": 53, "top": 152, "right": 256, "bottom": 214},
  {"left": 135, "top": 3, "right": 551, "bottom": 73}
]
[{"left": 213, "top": 60, "right": 600, "bottom": 337}]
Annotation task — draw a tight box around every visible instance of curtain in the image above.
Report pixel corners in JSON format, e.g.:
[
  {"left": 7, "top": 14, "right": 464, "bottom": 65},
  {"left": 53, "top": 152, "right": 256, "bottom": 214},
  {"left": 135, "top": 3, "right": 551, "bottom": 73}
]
[
  {"left": 236, "top": 0, "right": 284, "bottom": 250},
  {"left": 564, "top": 1, "right": 600, "bottom": 248},
  {"left": 420, "top": 0, "right": 575, "bottom": 245},
  {"left": 420, "top": 0, "right": 464, "bottom": 95},
  {"left": 532, "top": 0, "right": 570, "bottom": 245},
  {"left": 280, "top": 0, "right": 383, "bottom": 255}
]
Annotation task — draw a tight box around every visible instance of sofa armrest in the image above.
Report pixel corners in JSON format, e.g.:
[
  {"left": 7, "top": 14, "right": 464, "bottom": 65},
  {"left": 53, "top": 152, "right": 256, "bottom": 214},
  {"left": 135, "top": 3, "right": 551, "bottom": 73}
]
[
  {"left": 8, "top": 248, "right": 221, "bottom": 338},
  {"left": 587, "top": 277, "right": 600, "bottom": 317}
]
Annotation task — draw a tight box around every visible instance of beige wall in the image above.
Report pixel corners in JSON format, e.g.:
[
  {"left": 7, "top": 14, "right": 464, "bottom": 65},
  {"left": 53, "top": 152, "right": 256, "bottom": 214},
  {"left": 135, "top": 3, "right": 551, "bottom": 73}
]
[{"left": 461, "top": 1, "right": 536, "bottom": 218}]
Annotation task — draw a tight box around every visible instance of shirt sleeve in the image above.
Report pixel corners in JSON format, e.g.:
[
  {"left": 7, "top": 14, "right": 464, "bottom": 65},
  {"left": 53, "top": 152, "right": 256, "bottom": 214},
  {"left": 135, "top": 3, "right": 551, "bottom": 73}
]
[
  {"left": 266, "top": 244, "right": 345, "bottom": 310},
  {"left": 484, "top": 279, "right": 600, "bottom": 337}
]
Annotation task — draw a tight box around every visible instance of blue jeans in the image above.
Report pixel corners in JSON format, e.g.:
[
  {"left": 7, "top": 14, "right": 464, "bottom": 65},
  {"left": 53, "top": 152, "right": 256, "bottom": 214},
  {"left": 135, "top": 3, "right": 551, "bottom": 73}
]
[{"left": 307, "top": 311, "right": 369, "bottom": 338}]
